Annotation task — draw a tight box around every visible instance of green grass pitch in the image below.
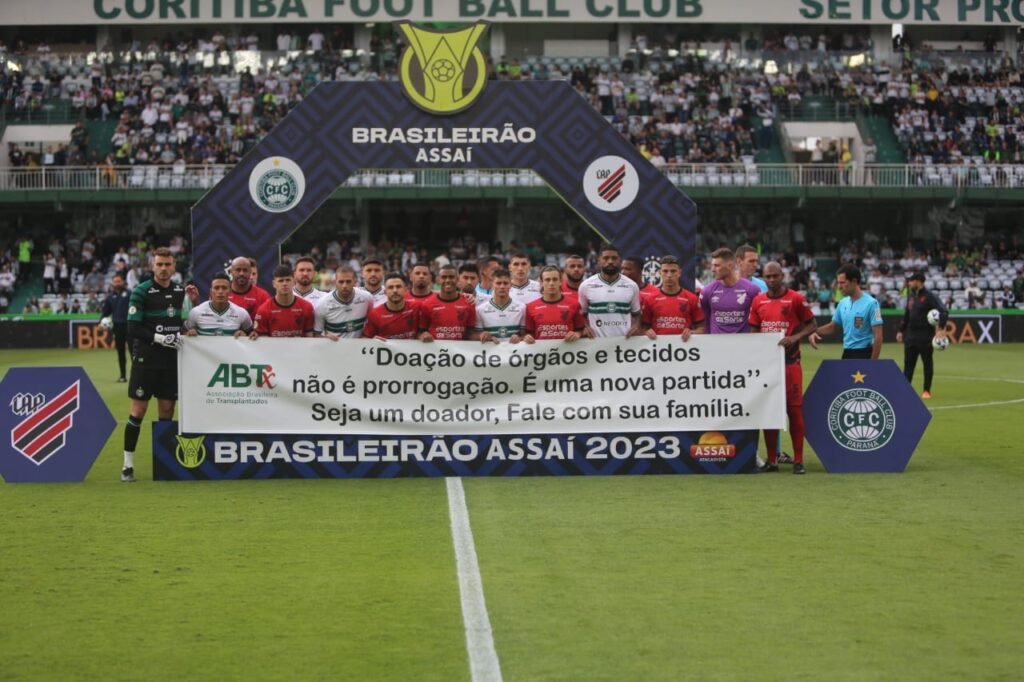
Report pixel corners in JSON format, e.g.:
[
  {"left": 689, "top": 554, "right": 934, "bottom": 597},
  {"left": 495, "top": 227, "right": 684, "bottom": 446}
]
[{"left": 1, "top": 343, "right": 1022, "bottom": 680}]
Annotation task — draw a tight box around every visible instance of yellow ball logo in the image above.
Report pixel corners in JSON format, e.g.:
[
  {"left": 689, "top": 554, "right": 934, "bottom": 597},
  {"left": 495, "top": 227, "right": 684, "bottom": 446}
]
[{"left": 398, "top": 22, "right": 488, "bottom": 115}]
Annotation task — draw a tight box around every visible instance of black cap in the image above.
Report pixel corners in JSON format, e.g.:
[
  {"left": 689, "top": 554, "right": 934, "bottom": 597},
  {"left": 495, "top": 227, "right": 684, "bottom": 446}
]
[{"left": 907, "top": 271, "right": 926, "bottom": 282}]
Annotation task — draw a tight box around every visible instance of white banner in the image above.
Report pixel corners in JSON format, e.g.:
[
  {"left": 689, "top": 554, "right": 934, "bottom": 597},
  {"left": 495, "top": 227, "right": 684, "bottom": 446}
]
[
  {"left": 0, "top": 0, "right": 1017, "bottom": 25},
  {"left": 179, "top": 335, "right": 785, "bottom": 435}
]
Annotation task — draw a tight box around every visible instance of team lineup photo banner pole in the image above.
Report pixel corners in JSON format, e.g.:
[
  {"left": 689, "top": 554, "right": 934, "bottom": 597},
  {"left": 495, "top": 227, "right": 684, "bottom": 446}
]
[{"left": 156, "top": 335, "right": 784, "bottom": 480}]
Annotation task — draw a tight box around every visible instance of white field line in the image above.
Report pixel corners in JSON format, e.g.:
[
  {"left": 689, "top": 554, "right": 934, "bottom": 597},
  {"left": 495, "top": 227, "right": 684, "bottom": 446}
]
[
  {"left": 446, "top": 477, "right": 502, "bottom": 682},
  {"left": 930, "top": 398, "right": 1024, "bottom": 411},
  {"left": 929, "top": 375, "right": 1024, "bottom": 410},
  {"left": 936, "top": 375, "right": 1024, "bottom": 384}
]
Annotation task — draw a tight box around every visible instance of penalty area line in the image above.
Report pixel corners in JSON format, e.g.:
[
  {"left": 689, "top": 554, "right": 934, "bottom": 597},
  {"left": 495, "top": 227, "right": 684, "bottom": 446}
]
[{"left": 447, "top": 477, "right": 503, "bottom": 682}]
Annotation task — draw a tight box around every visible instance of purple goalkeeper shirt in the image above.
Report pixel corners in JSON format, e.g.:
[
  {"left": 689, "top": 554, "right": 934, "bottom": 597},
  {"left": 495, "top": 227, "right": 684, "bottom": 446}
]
[{"left": 699, "top": 278, "right": 763, "bottom": 334}]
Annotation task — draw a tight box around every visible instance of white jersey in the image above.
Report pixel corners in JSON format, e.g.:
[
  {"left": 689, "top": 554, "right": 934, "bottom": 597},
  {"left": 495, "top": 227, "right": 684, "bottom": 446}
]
[
  {"left": 508, "top": 279, "right": 542, "bottom": 306},
  {"left": 314, "top": 289, "right": 373, "bottom": 338},
  {"left": 474, "top": 298, "right": 526, "bottom": 340},
  {"left": 577, "top": 273, "right": 641, "bottom": 337},
  {"left": 295, "top": 287, "right": 327, "bottom": 306},
  {"left": 184, "top": 301, "right": 252, "bottom": 335},
  {"left": 358, "top": 286, "right": 387, "bottom": 308}
]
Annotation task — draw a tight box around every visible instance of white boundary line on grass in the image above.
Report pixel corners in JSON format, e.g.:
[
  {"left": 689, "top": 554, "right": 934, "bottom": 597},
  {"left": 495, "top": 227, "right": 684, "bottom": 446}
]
[
  {"left": 930, "top": 398, "right": 1024, "bottom": 411},
  {"left": 929, "top": 375, "right": 1024, "bottom": 411},
  {"left": 936, "top": 375, "right": 1024, "bottom": 385},
  {"left": 447, "top": 477, "right": 503, "bottom": 682}
]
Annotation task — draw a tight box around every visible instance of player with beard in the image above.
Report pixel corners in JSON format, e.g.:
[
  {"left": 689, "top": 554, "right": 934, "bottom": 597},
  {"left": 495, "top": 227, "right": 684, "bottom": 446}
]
[
  {"left": 227, "top": 256, "right": 271, "bottom": 318},
  {"left": 561, "top": 254, "right": 586, "bottom": 300},
  {"left": 184, "top": 273, "right": 252, "bottom": 337},
  {"left": 314, "top": 265, "right": 373, "bottom": 339},
  {"left": 458, "top": 263, "right": 480, "bottom": 297},
  {"left": 639, "top": 255, "right": 705, "bottom": 340},
  {"left": 407, "top": 263, "right": 435, "bottom": 301},
  {"left": 364, "top": 273, "right": 420, "bottom": 340},
  {"left": 358, "top": 259, "right": 387, "bottom": 307},
  {"left": 508, "top": 253, "right": 542, "bottom": 305},
  {"left": 418, "top": 264, "right": 476, "bottom": 341},
  {"left": 578, "top": 244, "right": 642, "bottom": 338},
  {"left": 524, "top": 266, "right": 587, "bottom": 342},
  {"left": 748, "top": 262, "right": 817, "bottom": 474},
  {"left": 121, "top": 247, "right": 186, "bottom": 482},
  {"left": 472, "top": 267, "right": 525, "bottom": 343},
  {"left": 293, "top": 256, "right": 326, "bottom": 306},
  {"left": 251, "top": 264, "right": 314, "bottom": 338},
  {"left": 699, "top": 248, "right": 762, "bottom": 334}
]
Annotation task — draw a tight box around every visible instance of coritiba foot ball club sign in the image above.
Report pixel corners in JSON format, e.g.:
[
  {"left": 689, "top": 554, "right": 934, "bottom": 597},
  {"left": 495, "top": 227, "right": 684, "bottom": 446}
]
[{"left": 191, "top": 22, "right": 697, "bottom": 294}]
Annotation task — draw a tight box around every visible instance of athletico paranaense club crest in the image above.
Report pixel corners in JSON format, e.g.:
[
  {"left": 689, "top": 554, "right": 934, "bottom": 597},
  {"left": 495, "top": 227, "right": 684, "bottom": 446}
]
[
  {"left": 0, "top": 367, "right": 116, "bottom": 483},
  {"left": 10, "top": 381, "right": 80, "bottom": 465}
]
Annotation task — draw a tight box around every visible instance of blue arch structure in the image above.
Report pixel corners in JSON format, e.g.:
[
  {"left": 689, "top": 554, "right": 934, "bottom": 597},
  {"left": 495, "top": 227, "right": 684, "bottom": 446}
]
[{"left": 192, "top": 81, "right": 696, "bottom": 288}]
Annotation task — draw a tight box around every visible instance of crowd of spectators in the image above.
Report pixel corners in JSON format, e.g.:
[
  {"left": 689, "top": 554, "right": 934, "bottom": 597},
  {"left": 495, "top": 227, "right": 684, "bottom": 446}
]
[
  {"left": 2, "top": 29, "right": 1023, "bottom": 176},
  {"left": 1, "top": 231, "right": 189, "bottom": 314},
  {"left": 5, "top": 226, "right": 1020, "bottom": 317},
  {"left": 3, "top": 28, "right": 1023, "bottom": 170}
]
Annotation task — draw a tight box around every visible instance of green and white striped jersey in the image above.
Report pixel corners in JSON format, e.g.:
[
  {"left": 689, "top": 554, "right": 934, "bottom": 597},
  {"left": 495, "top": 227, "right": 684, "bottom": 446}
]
[
  {"left": 314, "top": 289, "right": 373, "bottom": 338},
  {"left": 509, "top": 279, "right": 542, "bottom": 306},
  {"left": 184, "top": 301, "right": 253, "bottom": 336},
  {"left": 577, "top": 273, "right": 641, "bottom": 337},
  {"left": 473, "top": 298, "right": 526, "bottom": 340}
]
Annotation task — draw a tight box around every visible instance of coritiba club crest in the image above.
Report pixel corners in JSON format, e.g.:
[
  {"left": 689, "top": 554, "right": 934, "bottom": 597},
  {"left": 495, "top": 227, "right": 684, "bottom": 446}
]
[{"left": 399, "top": 22, "right": 488, "bottom": 115}]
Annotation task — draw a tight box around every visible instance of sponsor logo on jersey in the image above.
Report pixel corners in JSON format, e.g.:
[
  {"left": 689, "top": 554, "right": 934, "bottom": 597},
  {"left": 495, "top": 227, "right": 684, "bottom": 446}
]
[
  {"left": 398, "top": 22, "right": 488, "bottom": 115},
  {"left": 583, "top": 155, "right": 639, "bottom": 212},
  {"left": 249, "top": 157, "right": 305, "bottom": 213}
]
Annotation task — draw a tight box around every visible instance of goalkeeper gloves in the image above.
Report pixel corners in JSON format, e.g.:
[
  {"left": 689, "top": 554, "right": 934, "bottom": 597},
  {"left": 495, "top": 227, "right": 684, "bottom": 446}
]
[{"left": 153, "top": 332, "right": 183, "bottom": 350}]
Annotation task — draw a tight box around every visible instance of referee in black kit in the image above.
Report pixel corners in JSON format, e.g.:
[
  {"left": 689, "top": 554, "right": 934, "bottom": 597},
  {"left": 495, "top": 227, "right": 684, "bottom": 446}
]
[
  {"left": 896, "top": 271, "right": 948, "bottom": 400},
  {"left": 100, "top": 273, "right": 131, "bottom": 382}
]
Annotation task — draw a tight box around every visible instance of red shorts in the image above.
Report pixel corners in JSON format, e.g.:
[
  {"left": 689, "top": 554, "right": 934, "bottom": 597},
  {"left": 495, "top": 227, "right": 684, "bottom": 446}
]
[{"left": 785, "top": 363, "right": 803, "bottom": 407}]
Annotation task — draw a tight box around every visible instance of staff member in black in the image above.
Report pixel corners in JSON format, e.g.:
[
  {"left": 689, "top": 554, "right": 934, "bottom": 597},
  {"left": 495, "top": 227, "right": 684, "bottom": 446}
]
[
  {"left": 121, "top": 247, "right": 186, "bottom": 482},
  {"left": 100, "top": 274, "right": 131, "bottom": 382},
  {"left": 896, "top": 271, "right": 948, "bottom": 399}
]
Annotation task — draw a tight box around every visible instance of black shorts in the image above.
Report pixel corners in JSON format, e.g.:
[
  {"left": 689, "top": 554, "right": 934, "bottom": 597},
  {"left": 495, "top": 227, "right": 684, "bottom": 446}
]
[
  {"left": 128, "top": 363, "right": 178, "bottom": 401},
  {"left": 842, "top": 347, "right": 873, "bottom": 359}
]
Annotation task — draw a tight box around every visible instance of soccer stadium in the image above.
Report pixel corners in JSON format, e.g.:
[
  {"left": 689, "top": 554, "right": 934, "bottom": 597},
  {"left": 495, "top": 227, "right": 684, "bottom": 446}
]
[{"left": 0, "top": 2, "right": 1022, "bottom": 679}]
